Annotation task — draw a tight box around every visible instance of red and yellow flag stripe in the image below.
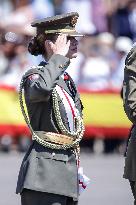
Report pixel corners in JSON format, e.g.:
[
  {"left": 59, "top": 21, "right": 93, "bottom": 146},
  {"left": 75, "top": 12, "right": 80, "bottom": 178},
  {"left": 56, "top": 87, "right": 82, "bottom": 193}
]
[{"left": 0, "top": 86, "right": 132, "bottom": 138}]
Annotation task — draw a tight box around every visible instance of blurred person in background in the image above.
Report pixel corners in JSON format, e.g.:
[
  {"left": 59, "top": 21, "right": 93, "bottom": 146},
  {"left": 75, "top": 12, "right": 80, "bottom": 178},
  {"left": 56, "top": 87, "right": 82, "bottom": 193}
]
[
  {"left": 0, "top": 30, "right": 23, "bottom": 78},
  {"left": 52, "top": 0, "right": 64, "bottom": 15},
  {"left": 91, "top": 0, "right": 108, "bottom": 33},
  {"left": 111, "top": 36, "right": 133, "bottom": 90},
  {"left": 0, "top": 0, "right": 54, "bottom": 31},
  {"left": 0, "top": 0, "right": 14, "bottom": 18},
  {"left": 77, "top": 34, "right": 111, "bottom": 91},
  {"left": 0, "top": 30, "right": 15, "bottom": 76},
  {"left": 0, "top": 25, "right": 36, "bottom": 90},
  {"left": 128, "top": 0, "right": 136, "bottom": 41},
  {"left": 0, "top": 1, "right": 34, "bottom": 28},
  {"left": 31, "top": 0, "right": 54, "bottom": 19},
  {"left": 97, "top": 32, "right": 117, "bottom": 81},
  {"left": 123, "top": 43, "right": 136, "bottom": 205},
  {"left": 62, "top": 0, "right": 96, "bottom": 34},
  {"left": 107, "top": 0, "right": 133, "bottom": 39},
  {"left": 97, "top": 32, "right": 115, "bottom": 60}
]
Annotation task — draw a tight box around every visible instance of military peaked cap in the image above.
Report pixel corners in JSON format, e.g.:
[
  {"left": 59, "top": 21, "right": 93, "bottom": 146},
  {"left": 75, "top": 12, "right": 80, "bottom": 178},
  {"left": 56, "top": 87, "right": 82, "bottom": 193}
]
[{"left": 31, "top": 12, "right": 83, "bottom": 37}]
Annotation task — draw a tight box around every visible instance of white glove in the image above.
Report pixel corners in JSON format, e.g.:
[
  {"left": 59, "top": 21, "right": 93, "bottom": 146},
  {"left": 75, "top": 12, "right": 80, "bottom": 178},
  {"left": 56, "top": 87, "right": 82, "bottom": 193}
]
[{"left": 78, "top": 166, "right": 90, "bottom": 195}]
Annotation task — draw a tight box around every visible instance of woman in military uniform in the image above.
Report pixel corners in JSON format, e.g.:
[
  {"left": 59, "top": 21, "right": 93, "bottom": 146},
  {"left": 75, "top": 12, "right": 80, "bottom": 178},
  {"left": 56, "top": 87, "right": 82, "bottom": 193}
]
[
  {"left": 16, "top": 12, "right": 85, "bottom": 205},
  {"left": 123, "top": 43, "right": 136, "bottom": 205}
]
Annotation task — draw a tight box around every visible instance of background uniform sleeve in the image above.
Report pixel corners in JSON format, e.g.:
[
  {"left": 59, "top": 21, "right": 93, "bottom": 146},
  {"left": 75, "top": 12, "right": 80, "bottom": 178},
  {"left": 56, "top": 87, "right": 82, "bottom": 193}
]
[{"left": 123, "top": 44, "right": 136, "bottom": 124}]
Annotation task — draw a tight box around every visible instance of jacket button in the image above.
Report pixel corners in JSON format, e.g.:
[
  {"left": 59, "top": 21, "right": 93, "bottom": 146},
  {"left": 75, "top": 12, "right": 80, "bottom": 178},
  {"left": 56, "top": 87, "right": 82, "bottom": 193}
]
[
  {"left": 52, "top": 152, "right": 55, "bottom": 157},
  {"left": 59, "top": 64, "right": 63, "bottom": 69}
]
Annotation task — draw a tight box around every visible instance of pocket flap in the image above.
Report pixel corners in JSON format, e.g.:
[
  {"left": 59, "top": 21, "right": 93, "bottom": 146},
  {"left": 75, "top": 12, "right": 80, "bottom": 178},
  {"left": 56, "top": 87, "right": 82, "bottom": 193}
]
[{"left": 36, "top": 152, "right": 68, "bottom": 162}]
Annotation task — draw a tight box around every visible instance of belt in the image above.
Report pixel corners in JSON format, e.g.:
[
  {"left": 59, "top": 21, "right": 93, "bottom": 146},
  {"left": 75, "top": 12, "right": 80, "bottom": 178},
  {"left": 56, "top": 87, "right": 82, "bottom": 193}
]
[{"left": 34, "top": 131, "right": 74, "bottom": 145}]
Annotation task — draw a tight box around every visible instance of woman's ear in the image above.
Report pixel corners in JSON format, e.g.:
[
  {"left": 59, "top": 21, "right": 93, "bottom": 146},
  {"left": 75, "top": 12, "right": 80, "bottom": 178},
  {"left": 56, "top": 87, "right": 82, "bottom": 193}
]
[
  {"left": 44, "top": 40, "right": 55, "bottom": 51},
  {"left": 44, "top": 40, "right": 55, "bottom": 59}
]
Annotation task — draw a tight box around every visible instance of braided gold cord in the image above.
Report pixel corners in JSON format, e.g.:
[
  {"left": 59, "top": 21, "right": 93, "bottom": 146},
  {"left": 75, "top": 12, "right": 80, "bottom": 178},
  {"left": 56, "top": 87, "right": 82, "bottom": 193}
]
[
  {"left": 52, "top": 89, "right": 83, "bottom": 137},
  {"left": 19, "top": 68, "right": 84, "bottom": 150}
]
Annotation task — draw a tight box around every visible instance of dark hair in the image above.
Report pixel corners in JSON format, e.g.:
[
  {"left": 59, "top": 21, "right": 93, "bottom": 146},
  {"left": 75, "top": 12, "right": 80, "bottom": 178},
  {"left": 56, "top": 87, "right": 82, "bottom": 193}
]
[{"left": 28, "top": 33, "right": 56, "bottom": 56}]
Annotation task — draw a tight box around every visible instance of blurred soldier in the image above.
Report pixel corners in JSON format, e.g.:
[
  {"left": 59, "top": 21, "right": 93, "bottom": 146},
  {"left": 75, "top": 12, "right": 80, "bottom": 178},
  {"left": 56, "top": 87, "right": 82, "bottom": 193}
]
[
  {"left": 0, "top": 30, "right": 29, "bottom": 88},
  {"left": 16, "top": 12, "right": 85, "bottom": 205},
  {"left": 123, "top": 43, "right": 136, "bottom": 205}
]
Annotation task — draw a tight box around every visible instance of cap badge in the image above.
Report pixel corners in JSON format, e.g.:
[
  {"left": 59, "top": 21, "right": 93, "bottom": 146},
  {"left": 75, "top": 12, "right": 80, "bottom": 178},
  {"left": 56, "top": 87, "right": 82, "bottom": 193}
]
[{"left": 70, "top": 16, "right": 78, "bottom": 27}]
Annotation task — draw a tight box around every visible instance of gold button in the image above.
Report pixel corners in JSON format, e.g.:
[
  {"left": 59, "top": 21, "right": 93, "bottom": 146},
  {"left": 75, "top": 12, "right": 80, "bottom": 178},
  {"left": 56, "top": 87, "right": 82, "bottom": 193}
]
[
  {"left": 59, "top": 64, "right": 63, "bottom": 68},
  {"left": 52, "top": 152, "right": 55, "bottom": 157}
]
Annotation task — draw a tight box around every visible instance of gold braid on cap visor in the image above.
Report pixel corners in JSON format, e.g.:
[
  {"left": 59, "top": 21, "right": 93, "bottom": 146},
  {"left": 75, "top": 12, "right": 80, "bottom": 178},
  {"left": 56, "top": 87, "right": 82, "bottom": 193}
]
[{"left": 44, "top": 28, "right": 76, "bottom": 34}]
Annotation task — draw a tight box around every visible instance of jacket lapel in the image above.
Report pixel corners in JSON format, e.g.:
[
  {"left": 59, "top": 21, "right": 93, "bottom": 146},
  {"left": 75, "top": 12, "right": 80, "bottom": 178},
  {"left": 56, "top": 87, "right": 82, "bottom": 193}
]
[
  {"left": 57, "top": 75, "right": 83, "bottom": 116},
  {"left": 67, "top": 74, "right": 79, "bottom": 103},
  {"left": 57, "top": 76, "right": 73, "bottom": 97}
]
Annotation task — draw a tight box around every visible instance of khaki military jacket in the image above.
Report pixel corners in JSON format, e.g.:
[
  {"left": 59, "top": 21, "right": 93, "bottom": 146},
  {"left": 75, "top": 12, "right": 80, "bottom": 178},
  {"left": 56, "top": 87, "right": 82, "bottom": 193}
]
[
  {"left": 16, "top": 54, "right": 83, "bottom": 199},
  {"left": 123, "top": 44, "right": 136, "bottom": 180},
  {"left": 123, "top": 44, "right": 136, "bottom": 124}
]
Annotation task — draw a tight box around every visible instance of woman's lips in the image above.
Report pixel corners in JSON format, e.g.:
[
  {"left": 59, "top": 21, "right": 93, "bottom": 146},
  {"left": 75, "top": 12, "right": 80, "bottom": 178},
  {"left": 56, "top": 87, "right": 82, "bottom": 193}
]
[{"left": 71, "top": 47, "right": 77, "bottom": 52}]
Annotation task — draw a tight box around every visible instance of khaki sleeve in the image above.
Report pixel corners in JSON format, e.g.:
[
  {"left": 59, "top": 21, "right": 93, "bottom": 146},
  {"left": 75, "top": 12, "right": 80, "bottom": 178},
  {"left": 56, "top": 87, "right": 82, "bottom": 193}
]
[
  {"left": 123, "top": 44, "right": 136, "bottom": 124},
  {"left": 24, "top": 54, "right": 70, "bottom": 103}
]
